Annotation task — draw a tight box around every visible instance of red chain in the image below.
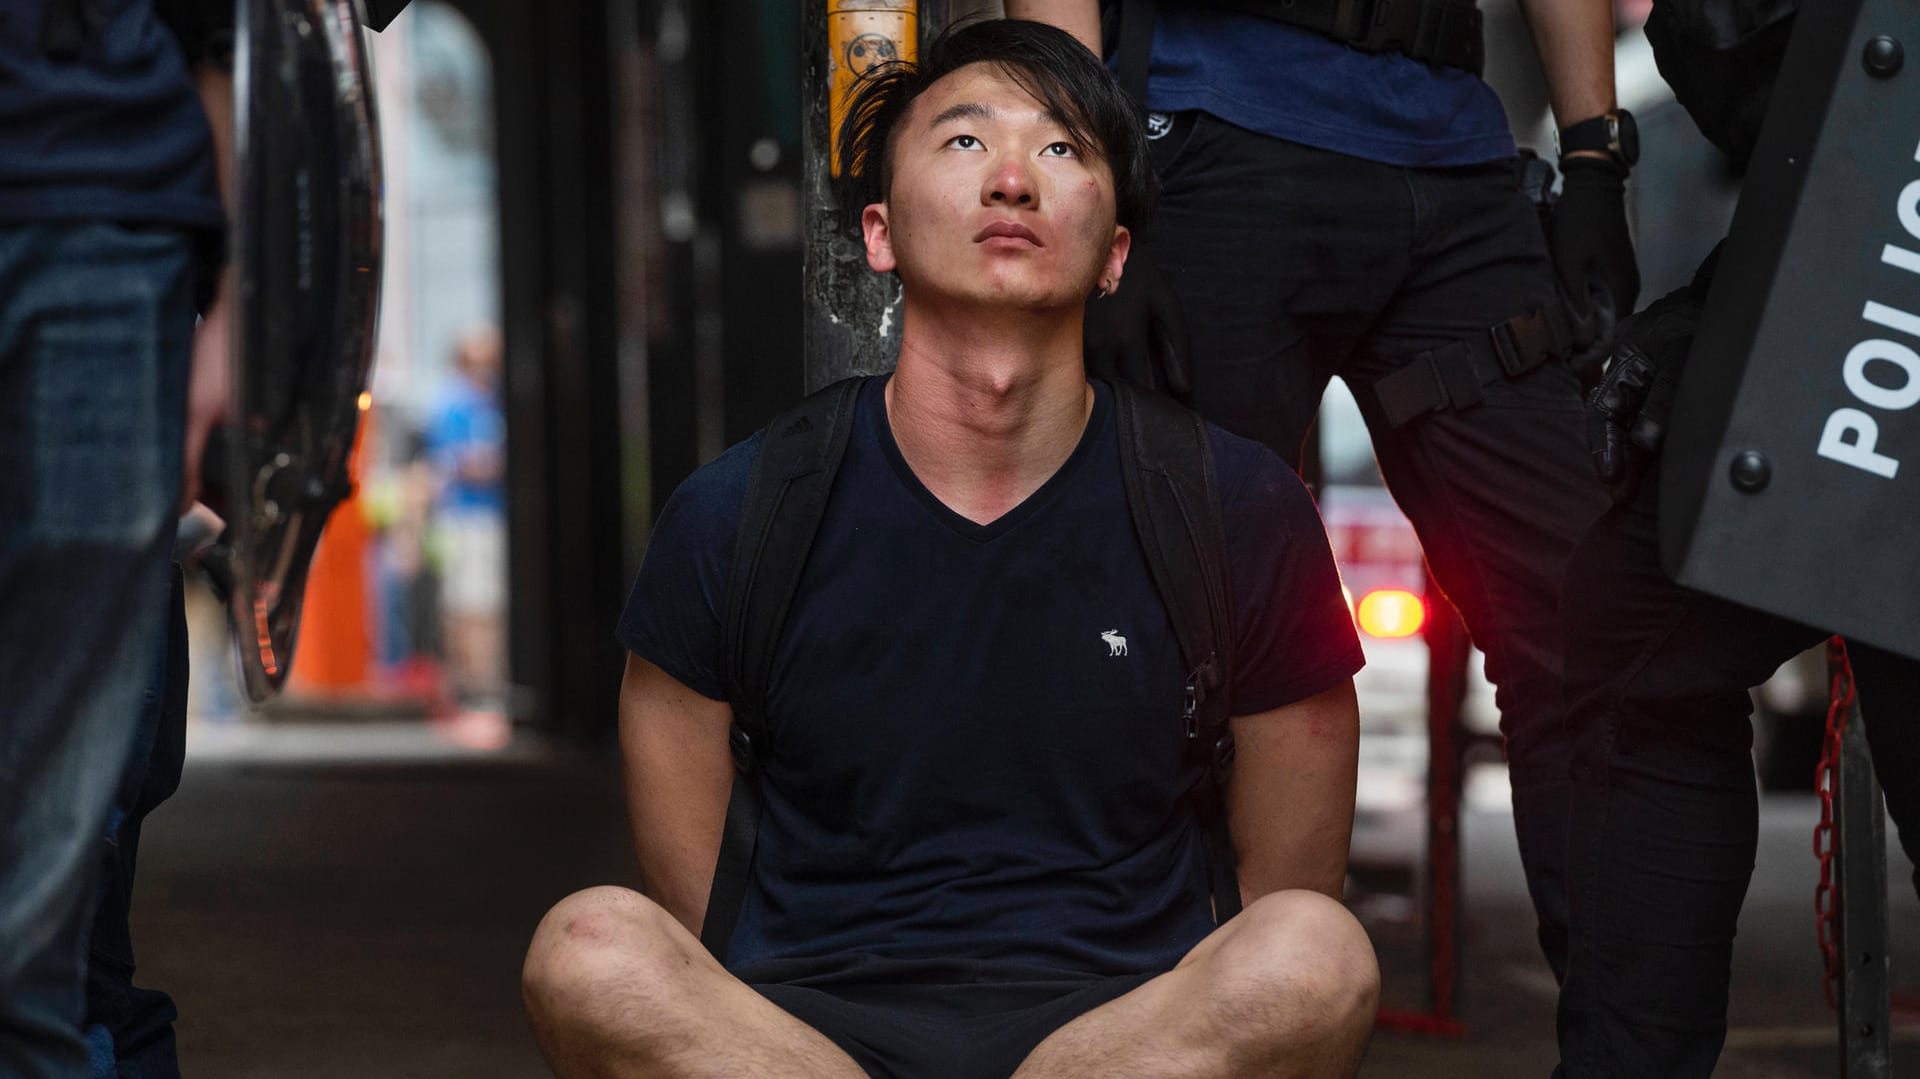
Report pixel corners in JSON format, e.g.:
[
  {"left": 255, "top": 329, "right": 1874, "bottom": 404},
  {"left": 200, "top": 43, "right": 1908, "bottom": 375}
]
[{"left": 1812, "top": 636, "right": 1855, "bottom": 1011}]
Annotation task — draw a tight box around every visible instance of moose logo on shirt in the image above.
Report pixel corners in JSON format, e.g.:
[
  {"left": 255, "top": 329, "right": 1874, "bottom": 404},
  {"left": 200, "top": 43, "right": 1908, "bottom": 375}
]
[{"left": 1100, "top": 629, "right": 1129, "bottom": 657}]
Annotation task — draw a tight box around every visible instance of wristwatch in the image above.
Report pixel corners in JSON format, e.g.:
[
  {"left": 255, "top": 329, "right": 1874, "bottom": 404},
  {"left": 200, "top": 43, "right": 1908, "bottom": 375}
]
[{"left": 1557, "top": 109, "right": 1639, "bottom": 168}]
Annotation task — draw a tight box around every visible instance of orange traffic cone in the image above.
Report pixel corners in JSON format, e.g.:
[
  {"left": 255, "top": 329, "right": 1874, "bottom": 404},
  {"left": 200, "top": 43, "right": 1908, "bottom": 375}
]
[{"left": 286, "top": 414, "right": 374, "bottom": 697}]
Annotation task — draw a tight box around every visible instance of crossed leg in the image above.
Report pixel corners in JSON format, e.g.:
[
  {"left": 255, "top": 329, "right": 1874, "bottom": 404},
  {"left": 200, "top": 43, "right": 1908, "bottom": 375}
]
[
  {"left": 1013, "top": 890, "right": 1378, "bottom": 1078},
  {"left": 522, "top": 887, "right": 865, "bottom": 1078},
  {"left": 523, "top": 887, "right": 1378, "bottom": 1079}
]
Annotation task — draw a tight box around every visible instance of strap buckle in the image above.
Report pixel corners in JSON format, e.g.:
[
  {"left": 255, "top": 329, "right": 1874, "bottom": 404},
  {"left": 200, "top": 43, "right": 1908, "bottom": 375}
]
[
  {"left": 1186, "top": 655, "right": 1234, "bottom": 780},
  {"left": 728, "top": 723, "right": 756, "bottom": 772},
  {"left": 1489, "top": 321, "right": 1528, "bottom": 379},
  {"left": 1489, "top": 303, "right": 1567, "bottom": 379},
  {"left": 1212, "top": 732, "right": 1238, "bottom": 783},
  {"left": 1182, "top": 653, "right": 1226, "bottom": 743}
]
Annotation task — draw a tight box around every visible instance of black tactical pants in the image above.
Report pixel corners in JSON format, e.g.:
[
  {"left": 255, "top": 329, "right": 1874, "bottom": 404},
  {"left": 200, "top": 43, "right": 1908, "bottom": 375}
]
[
  {"left": 1143, "top": 111, "right": 1609, "bottom": 979},
  {"left": 1555, "top": 372, "right": 1920, "bottom": 1079}
]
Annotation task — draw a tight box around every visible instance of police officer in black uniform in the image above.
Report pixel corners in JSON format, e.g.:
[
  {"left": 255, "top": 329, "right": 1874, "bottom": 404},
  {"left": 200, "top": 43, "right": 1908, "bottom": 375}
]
[
  {"left": 1013, "top": 0, "right": 1634, "bottom": 994},
  {"left": 1565, "top": 1, "right": 1920, "bottom": 1072}
]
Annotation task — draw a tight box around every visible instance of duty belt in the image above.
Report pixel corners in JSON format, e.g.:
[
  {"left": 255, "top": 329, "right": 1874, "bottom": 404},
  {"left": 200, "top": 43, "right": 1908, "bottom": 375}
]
[{"left": 1210, "top": 0, "right": 1485, "bottom": 75}]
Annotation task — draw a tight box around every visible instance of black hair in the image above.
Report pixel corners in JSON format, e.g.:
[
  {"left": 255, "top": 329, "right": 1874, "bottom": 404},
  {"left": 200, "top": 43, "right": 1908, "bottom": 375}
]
[{"left": 837, "top": 18, "right": 1155, "bottom": 237}]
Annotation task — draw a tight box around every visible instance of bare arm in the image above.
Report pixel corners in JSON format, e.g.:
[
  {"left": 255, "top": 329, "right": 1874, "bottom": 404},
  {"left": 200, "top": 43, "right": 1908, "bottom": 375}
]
[
  {"left": 618, "top": 653, "right": 737, "bottom": 936},
  {"left": 1003, "top": 0, "right": 1103, "bottom": 54},
  {"left": 1226, "top": 679, "right": 1361, "bottom": 903},
  {"left": 1514, "top": 0, "right": 1617, "bottom": 133},
  {"left": 194, "top": 66, "right": 234, "bottom": 202},
  {"left": 182, "top": 67, "right": 235, "bottom": 512}
]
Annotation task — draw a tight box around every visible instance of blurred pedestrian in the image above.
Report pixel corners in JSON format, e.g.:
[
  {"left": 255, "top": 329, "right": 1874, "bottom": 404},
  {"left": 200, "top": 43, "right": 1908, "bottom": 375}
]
[
  {"left": 370, "top": 424, "right": 443, "bottom": 671},
  {"left": 427, "top": 324, "right": 508, "bottom": 713}
]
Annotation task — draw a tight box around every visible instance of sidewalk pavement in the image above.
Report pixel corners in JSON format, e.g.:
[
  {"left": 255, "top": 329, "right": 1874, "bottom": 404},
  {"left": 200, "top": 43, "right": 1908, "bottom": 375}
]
[{"left": 121, "top": 729, "right": 1917, "bottom": 1077}]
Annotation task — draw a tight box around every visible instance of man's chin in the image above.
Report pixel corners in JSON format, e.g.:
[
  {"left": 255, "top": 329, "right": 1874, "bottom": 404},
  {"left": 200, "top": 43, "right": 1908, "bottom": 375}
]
[{"left": 935, "top": 280, "right": 1088, "bottom": 315}]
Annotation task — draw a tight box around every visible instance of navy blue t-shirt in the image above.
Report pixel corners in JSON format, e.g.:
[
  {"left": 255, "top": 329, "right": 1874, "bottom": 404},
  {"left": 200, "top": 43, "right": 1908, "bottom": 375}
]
[
  {"left": 618, "top": 378, "right": 1364, "bottom": 978},
  {"left": 0, "top": 0, "right": 222, "bottom": 230},
  {"left": 1142, "top": 7, "right": 1515, "bottom": 167}
]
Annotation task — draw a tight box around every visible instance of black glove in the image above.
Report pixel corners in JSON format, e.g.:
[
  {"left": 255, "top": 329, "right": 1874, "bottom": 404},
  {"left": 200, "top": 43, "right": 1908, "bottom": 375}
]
[
  {"left": 1084, "top": 247, "right": 1193, "bottom": 402},
  {"left": 1585, "top": 284, "right": 1699, "bottom": 504},
  {"left": 1552, "top": 157, "right": 1640, "bottom": 348},
  {"left": 1561, "top": 276, "right": 1618, "bottom": 392}
]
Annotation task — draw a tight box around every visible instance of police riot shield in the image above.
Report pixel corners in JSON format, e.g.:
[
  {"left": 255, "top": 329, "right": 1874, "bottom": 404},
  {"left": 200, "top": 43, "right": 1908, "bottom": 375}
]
[
  {"left": 214, "top": 0, "right": 383, "bottom": 700},
  {"left": 1659, "top": 0, "right": 1920, "bottom": 661}
]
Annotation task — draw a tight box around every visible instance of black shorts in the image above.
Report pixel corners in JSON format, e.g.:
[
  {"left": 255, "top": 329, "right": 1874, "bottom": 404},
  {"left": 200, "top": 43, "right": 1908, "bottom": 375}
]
[{"left": 738, "top": 955, "right": 1158, "bottom": 1079}]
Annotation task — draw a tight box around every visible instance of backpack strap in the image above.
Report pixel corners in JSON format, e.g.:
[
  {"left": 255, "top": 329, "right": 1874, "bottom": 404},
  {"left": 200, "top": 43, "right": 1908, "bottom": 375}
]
[
  {"left": 703, "top": 376, "right": 865, "bottom": 962},
  {"left": 1110, "top": 381, "right": 1243, "bottom": 922}
]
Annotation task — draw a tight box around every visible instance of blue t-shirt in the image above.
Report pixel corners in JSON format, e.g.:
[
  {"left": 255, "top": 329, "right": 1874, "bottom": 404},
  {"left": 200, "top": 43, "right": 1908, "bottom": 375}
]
[
  {"left": 618, "top": 377, "right": 1364, "bottom": 977},
  {"left": 1143, "top": 7, "right": 1516, "bottom": 167},
  {"left": 426, "top": 378, "right": 507, "bottom": 515},
  {"left": 0, "top": 0, "right": 222, "bottom": 230}
]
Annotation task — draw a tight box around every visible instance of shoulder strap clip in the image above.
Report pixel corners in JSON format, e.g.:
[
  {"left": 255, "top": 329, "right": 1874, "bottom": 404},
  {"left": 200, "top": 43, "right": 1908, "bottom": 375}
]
[{"left": 1112, "top": 380, "right": 1242, "bottom": 922}]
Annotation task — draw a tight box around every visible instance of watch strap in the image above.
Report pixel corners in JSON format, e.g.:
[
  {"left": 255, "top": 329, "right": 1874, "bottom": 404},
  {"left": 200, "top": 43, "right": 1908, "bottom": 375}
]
[{"left": 1558, "top": 110, "right": 1633, "bottom": 165}]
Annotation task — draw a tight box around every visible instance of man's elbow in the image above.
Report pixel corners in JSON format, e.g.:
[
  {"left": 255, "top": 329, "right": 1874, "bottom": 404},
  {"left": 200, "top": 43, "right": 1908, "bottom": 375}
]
[
  {"left": 630, "top": 843, "right": 713, "bottom": 939},
  {"left": 647, "top": 881, "right": 708, "bottom": 940}
]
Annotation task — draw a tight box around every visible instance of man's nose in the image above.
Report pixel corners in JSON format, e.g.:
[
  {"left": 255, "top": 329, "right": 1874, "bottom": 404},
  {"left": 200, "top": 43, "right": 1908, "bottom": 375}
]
[{"left": 983, "top": 154, "right": 1036, "bottom": 207}]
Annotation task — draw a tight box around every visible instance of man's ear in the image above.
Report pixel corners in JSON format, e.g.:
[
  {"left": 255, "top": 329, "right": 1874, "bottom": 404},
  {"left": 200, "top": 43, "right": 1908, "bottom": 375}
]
[
  {"left": 862, "top": 203, "right": 896, "bottom": 273},
  {"left": 1103, "top": 224, "right": 1132, "bottom": 291}
]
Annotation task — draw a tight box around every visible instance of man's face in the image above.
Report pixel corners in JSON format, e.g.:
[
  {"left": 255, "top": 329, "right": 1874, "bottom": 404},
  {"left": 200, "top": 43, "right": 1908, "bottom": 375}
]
[{"left": 861, "top": 63, "right": 1130, "bottom": 313}]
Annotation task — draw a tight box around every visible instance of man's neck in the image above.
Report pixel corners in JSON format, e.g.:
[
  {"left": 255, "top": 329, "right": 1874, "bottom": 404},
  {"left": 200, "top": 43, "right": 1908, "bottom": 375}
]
[{"left": 885, "top": 300, "right": 1093, "bottom": 526}]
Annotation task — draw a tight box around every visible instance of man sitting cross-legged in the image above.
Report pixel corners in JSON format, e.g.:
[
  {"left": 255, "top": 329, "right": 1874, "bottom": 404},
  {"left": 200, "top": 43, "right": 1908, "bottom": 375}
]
[{"left": 522, "top": 19, "right": 1379, "bottom": 1079}]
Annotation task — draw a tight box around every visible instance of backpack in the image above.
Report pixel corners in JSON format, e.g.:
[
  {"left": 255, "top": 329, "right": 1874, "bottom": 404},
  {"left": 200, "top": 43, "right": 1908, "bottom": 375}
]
[{"left": 700, "top": 376, "right": 1241, "bottom": 963}]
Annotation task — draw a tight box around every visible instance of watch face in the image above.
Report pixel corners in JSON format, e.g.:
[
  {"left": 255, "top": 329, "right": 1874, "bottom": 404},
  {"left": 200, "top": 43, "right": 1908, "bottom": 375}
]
[{"left": 1615, "top": 109, "right": 1640, "bottom": 166}]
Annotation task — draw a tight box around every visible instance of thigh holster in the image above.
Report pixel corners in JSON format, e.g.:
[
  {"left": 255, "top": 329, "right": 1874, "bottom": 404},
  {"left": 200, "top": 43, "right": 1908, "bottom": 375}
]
[{"left": 1363, "top": 300, "right": 1572, "bottom": 429}]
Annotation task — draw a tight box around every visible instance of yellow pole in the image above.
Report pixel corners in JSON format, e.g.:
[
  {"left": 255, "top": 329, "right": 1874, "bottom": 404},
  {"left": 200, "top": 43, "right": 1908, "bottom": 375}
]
[{"left": 827, "top": 0, "right": 917, "bottom": 176}]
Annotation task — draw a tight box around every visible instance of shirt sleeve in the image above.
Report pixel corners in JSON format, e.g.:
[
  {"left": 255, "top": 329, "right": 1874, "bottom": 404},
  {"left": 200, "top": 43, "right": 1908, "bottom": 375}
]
[
  {"left": 1209, "top": 428, "right": 1366, "bottom": 716},
  {"left": 614, "top": 435, "right": 761, "bottom": 701}
]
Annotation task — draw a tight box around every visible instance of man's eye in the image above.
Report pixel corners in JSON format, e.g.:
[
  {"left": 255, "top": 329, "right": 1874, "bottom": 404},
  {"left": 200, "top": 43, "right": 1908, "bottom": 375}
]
[
  {"left": 1041, "top": 142, "right": 1077, "bottom": 158},
  {"left": 946, "top": 135, "right": 981, "bottom": 150}
]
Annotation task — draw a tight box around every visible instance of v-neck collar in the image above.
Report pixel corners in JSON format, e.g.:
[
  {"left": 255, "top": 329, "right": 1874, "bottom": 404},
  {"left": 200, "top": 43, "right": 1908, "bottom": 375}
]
[{"left": 868, "top": 375, "right": 1111, "bottom": 544}]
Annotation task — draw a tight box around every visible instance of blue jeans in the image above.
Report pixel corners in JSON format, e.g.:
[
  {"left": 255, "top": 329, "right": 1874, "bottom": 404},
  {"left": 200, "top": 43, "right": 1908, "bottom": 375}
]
[
  {"left": 0, "top": 222, "right": 195, "bottom": 1079},
  {"left": 84, "top": 565, "right": 188, "bottom": 1079}
]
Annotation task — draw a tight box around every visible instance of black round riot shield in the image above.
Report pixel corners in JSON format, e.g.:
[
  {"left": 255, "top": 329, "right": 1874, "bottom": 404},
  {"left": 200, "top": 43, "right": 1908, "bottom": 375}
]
[{"left": 218, "top": 0, "right": 383, "bottom": 701}]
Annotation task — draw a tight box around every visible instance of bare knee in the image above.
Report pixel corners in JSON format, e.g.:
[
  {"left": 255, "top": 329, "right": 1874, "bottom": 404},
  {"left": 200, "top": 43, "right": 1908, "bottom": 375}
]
[
  {"left": 522, "top": 886, "right": 702, "bottom": 1045},
  {"left": 1205, "top": 891, "right": 1380, "bottom": 1069}
]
